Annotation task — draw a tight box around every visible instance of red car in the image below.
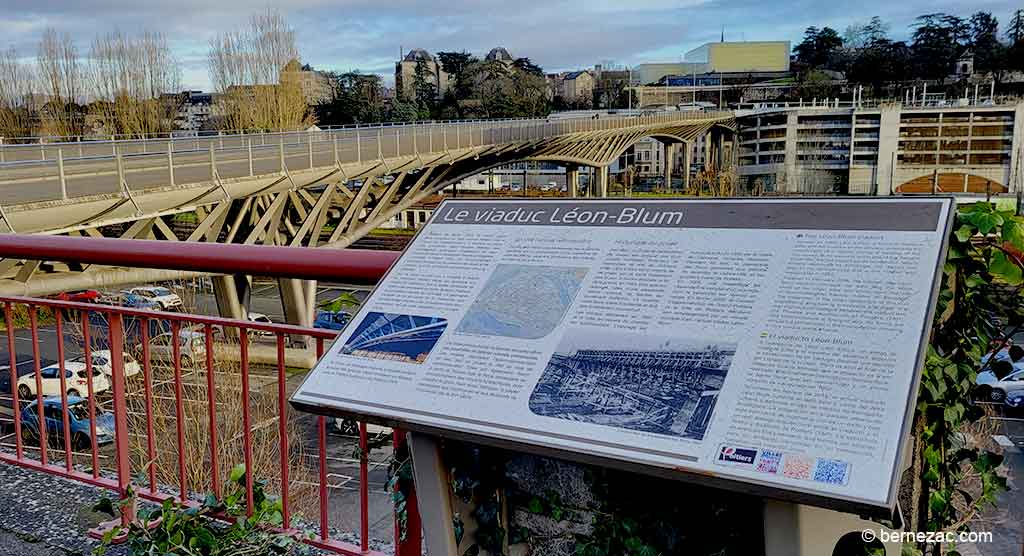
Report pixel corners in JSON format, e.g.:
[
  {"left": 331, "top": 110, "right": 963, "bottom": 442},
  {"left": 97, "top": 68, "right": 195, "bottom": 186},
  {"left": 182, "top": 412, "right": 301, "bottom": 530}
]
[{"left": 50, "top": 290, "right": 101, "bottom": 303}]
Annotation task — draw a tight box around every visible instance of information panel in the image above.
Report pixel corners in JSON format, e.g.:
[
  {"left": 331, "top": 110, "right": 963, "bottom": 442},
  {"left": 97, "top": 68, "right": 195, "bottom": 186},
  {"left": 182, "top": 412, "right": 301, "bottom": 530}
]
[{"left": 291, "top": 198, "right": 954, "bottom": 512}]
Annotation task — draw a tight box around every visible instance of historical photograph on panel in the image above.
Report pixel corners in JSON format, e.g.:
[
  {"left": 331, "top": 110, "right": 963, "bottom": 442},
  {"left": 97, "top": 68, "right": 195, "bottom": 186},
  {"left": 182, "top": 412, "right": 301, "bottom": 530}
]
[
  {"left": 457, "top": 264, "right": 588, "bottom": 339},
  {"left": 341, "top": 312, "right": 448, "bottom": 364},
  {"left": 529, "top": 328, "right": 736, "bottom": 440}
]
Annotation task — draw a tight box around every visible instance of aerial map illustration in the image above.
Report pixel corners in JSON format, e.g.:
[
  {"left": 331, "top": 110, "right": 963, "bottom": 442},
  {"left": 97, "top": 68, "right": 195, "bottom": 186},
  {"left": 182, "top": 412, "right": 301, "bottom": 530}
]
[{"left": 457, "top": 264, "right": 587, "bottom": 339}]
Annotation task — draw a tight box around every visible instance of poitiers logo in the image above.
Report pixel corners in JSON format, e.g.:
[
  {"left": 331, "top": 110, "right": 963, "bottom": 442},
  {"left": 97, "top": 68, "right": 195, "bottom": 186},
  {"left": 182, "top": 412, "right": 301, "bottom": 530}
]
[{"left": 718, "top": 446, "right": 757, "bottom": 465}]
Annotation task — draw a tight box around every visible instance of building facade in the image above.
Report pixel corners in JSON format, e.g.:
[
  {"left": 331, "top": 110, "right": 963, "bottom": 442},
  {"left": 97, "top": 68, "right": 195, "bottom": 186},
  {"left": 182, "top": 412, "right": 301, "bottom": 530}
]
[
  {"left": 556, "top": 71, "right": 595, "bottom": 104},
  {"left": 684, "top": 41, "right": 790, "bottom": 74},
  {"left": 395, "top": 49, "right": 450, "bottom": 101},
  {"left": 736, "top": 102, "right": 1024, "bottom": 194}
]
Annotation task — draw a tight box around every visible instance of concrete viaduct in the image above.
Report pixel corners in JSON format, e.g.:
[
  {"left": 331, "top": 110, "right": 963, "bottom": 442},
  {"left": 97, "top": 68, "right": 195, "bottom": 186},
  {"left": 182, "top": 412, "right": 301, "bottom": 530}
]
[{"left": 0, "top": 112, "right": 735, "bottom": 327}]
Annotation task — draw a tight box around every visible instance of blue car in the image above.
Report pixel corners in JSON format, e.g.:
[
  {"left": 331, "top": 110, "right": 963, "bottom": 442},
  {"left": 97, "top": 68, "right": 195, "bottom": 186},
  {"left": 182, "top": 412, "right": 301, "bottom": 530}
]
[
  {"left": 19, "top": 397, "right": 116, "bottom": 450},
  {"left": 314, "top": 310, "right": 351, "bottom": 330},
  {"left": 1007, "top": 391, "right": 1024, "bottom": 409},
  {"left": 121, "top": 293, "right": 160, "bottom": 309}
]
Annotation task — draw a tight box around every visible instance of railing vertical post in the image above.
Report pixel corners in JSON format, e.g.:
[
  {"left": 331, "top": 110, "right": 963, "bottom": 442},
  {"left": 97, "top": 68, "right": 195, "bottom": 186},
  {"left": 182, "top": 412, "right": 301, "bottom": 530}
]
[
  {"left": 315, "top": 339, "right": 329, "bottom": 542},
  {"left": 356, "top": 128, "right": 362, "bottom": 164},
  {"left": 360, "top": 423, "right": 369, "bottom": 552},
  {"left": 394, "top": 429, "right": 423, "bottom": 556},
  {"left": 204, "top": 324, "right": 221, "bottom": 499},
  {"left": 57, "top": 148, "right": 67, "bottom": 200},
  {"left": 168, "top": 141, "right": 175, "bottom": 186},
  {"left": 239, "top": 331, "right": 255, "bottom": 516},
  {"left": 107, "top": 312, "right": 135, "bottom": 525},
  {"left": 55, "top": 311, "right": 72, "bottom": 472},
  {"left": 209, "top": 143, "right": 217, "bottom": 181},
  {"left": 280, "top": 137, "right": 286, "bottom": 173},
  {"left": 0, "top": 137, "right": 5, "bottom": 163},
  {"left": 29, "top": 307, "right": 47, "bottom": 466},
  {"left": 115, "top": 146, "right": 126, "bottom": 194},
  {"left": 141, "top": 318, "right": 157, "bottom": 493},
  {"left": 308, "top": 130, "right": 314, "bottom": 168},
  {"left": 218, "top": 130, "right": 224, "bottom": 149},
  {"left": 40, "top": 138, "right": 45, "bottom": 161},
  {"left": 248, "top": 138, "right": 254, "bottom": 177},
  {"left": 276, "top": 334, "right": 291, "bottom": 529},
  {"left": 333, "top": 134, "right": 339, "bottom": 167},
  {"left": 4, "top": 303, "right": 22, "bottom": 459},
  {"left": 456, "top": 125, "right": 460, "bottom": 150},
  {"left": 396, "top": 127, "right": 401, "bottom": 157},
  {"left": 377, "top": 128, "right": 383, "bottom": 160}
]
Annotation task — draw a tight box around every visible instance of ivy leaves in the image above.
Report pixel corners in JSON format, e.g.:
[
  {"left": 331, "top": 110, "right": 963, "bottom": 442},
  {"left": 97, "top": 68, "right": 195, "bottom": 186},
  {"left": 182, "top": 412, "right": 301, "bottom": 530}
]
[
  {"left": 93, "top": 465, "right": 306, "bottom": 556},
  {"left": 917, "top": 201, "right": 1021, "bottom": 548}
]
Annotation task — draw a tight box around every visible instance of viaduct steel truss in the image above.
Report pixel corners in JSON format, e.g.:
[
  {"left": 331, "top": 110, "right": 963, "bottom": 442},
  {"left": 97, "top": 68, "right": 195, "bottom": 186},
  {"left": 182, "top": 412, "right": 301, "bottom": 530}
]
[{"left": 0, "top": 113, "right": 735, "bottom": 322}]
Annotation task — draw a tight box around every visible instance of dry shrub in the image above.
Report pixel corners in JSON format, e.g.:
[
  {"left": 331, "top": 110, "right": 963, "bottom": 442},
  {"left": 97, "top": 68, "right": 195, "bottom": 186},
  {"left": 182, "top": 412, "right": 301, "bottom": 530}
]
[{"left": 124, "top": 357, "right": 318, "bottom": 517}]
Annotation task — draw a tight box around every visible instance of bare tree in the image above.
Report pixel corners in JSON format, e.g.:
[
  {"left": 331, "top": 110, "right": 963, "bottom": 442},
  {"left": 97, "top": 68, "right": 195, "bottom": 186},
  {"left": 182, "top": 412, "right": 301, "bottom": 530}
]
[
  {"left": 37, "top": 28, "right": 84, "bottom": 137},
  {"left": 208, "top": 9, "right": 314, "bottom": 131},
  {"left": 0, "top": 47, "right": 37, "bottom": 138},
  {"left": 89, "top": 30, "right": 181, "bottom": 137}
]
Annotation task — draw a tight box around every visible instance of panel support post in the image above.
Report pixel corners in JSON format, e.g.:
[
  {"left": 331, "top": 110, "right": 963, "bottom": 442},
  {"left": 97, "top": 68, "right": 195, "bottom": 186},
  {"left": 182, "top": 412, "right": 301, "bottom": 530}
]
[
  {"left": 407, "top": 433, "right": 458, "bottom": 556},
  {"left": 763, "top": 501, "right": 900, "bottom": 556}
]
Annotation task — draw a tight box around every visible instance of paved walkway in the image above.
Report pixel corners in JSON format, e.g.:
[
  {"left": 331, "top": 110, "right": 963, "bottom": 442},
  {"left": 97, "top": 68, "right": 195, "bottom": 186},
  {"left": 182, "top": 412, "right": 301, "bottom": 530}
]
[{"left": 0, "top": 463, "right": 121, "bottom": 556}]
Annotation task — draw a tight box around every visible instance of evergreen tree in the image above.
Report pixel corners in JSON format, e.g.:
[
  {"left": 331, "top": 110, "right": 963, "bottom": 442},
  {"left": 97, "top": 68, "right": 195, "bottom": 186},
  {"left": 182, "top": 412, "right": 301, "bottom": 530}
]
[
  {"left": 412, "top": 59, "right": 437, "bottom": 119},
  {"left": 794, "top": 27, "right": 844, "bottom": 69},
  {"left": 969, "top": 12, "right": 1005, "bottom": 75},
  {"left": 436, "top": 51, "right": 477, "bottom": 99}
]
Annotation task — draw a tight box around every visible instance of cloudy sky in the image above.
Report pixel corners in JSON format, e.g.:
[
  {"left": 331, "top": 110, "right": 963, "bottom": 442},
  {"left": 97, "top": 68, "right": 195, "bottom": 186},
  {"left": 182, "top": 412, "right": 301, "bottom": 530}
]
[{"left": 3, "top": 0, "right": 1020, "bottom": 90}]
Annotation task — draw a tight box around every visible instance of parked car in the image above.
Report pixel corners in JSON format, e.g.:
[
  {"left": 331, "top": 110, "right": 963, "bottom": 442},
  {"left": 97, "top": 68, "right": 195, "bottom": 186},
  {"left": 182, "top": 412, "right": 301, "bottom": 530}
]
[
  {"left": 16, "top": 363, "right": 109, "bottom": 399},
  {"left": 49, "top": 290, "right": 101, "bottom": 303},
  {"left": 314, "top": 310, "right": 351, "bottom": 330},
  {"left": 976, "top": 367, "right": 1024, "bottom": 403},
  {"left": 101, "top": 292, "right": 160, "bottom": 309},
  {"left": 128, "top": 287, "right": 183, "bottom": 310},
  {"left": 148, "top": 330, "right": 207, "bottom": 367},
  {"left": 246, "top": 312, "right": 276, "bottom": 338},
  {"left": 327, "top": 417, "right": 391, "bottom": 440},
  {"left": 19, "top": 397, "right": 116, "bottom": 449},
  {"left": 68, "top": 350, "right": 141, "bottom": 379},
  {"left": 1007, "top": 391, "right": 1024, "bottom": 409}
]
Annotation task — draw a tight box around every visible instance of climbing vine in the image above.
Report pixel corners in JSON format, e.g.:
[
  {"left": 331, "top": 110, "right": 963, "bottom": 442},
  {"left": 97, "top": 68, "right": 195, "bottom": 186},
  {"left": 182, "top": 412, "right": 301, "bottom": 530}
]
[{"left": 912, "top": 202, "right": 1022, "bottom": 554}]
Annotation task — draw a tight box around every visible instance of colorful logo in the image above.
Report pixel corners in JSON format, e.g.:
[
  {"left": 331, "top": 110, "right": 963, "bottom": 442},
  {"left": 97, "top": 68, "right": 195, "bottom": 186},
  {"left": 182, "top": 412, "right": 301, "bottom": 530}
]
[{"left": 717, "top": 446, "right": 758, "bottom": 465}]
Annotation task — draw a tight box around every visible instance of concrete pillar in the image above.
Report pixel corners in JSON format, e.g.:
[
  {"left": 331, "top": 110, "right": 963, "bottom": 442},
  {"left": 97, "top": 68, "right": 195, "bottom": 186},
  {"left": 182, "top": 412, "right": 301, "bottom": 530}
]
[
  {"left": 783, "top": 111, "right": 799, "bottom": 193},
  {"left": 567, "top": 165, "right": 580, "bottom": 197},
  {"left": 681, "top": 141, "right": 692, "bottom": 191},
  {"left": 876, "top": 105, "right": 902, "bottom": 195},
  {"left": 663, "top": 142, "right": 676, "bottom": 191},
  {"left": 715, "top": 132, "right": 725, "bottom": 171},
  {"left": 596, "top": 166, "right": 609, "bottom": 198},
  {"left": 704, "top": 132, "right": 712, "bottom": 173},
  {"left": 279, "top": 278, "right": 316, "bottom": 328},
  {"left": 213, "top": 275, "right": 250, "bottom": 320}
]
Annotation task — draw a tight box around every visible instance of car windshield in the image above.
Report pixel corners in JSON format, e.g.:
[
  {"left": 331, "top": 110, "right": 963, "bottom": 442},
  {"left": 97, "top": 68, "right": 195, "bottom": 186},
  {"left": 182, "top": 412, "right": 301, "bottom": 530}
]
[
  {"left": 69, "top": 403, "right": 89, "bottom": 421},
  {"left": 152, "top": 288, "right": 172, "bottom": 296}
]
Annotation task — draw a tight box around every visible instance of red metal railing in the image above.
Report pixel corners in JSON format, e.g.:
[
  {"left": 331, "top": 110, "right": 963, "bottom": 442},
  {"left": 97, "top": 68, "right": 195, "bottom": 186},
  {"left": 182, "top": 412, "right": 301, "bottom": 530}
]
[
  {"left": 0, "top": 234, "right": 420, "bottom": 555},
  {"left": 0, "top": 295, "right": 417, "bottom": 555}
]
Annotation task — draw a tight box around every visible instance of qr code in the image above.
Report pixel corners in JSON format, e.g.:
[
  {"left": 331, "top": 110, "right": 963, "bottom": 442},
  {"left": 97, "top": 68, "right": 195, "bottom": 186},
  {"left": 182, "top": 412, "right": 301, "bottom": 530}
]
[
  {"left": 756, "top": 450, "right": 782, "bottom": 473},
  {"left": 813, "top": 459, "right": 850, "bottom": 485},
  {"left": 782, "top": 455, "right": 814, "bottom": 479}
]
